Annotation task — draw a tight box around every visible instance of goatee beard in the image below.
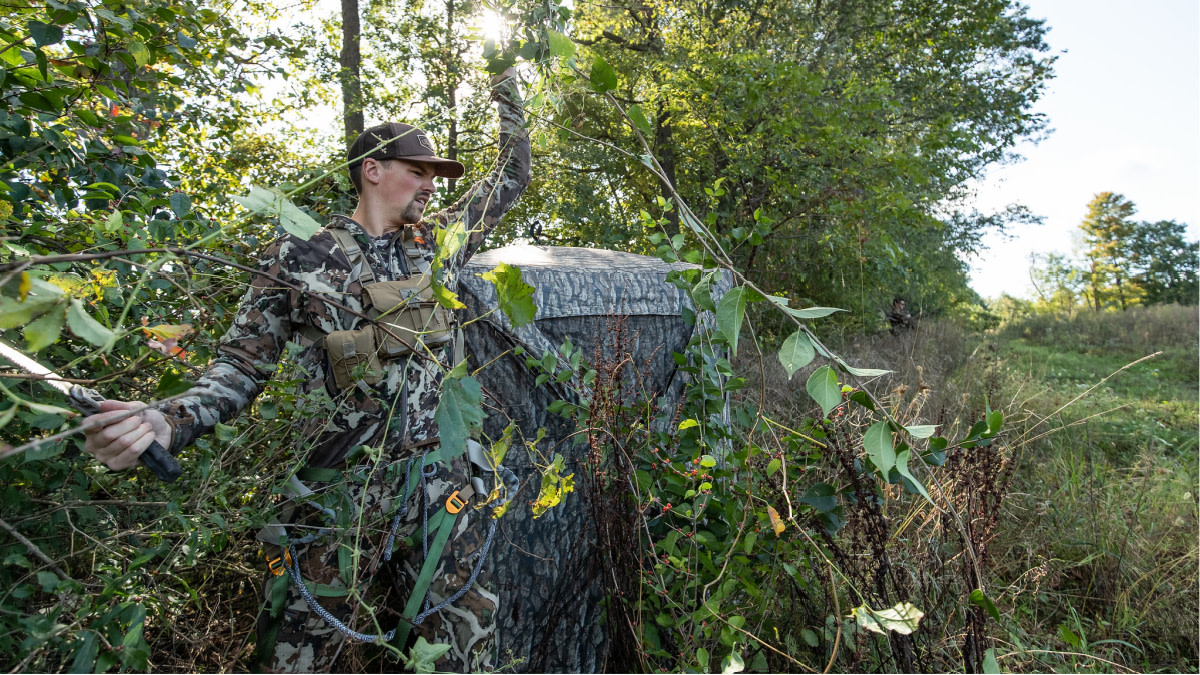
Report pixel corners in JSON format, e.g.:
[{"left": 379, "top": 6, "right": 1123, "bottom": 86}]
[{"left": 401, "top": 200, "right": 426, "bottom": 224}]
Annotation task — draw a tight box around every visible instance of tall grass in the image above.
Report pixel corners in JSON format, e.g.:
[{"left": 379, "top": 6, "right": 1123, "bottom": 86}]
[{"left": 744, "top": 306, "right": 1198, "bottom": 672}]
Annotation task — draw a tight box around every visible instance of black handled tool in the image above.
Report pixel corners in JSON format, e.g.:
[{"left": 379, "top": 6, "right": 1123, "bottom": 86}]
[{"left": 0, "top": 341, "right": 182, "bottom": 481}]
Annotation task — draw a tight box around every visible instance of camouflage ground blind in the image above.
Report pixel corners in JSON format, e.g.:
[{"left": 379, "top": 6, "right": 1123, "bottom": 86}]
[{"left": 458, "top": 245, "right": 730, "bottom": 672}]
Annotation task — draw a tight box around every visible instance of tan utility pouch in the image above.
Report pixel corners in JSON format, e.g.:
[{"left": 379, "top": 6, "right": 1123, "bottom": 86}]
[
  {"left": 363, "top": 276, "right": 453, "bottom": 358},
  {"left": 325, "top": 327, "right": 383, "bottom": 391}
]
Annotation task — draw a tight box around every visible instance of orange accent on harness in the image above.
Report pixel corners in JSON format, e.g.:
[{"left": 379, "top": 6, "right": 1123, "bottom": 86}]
[{"left": 445, "top": 490, "right": 467, "bottom": 514}]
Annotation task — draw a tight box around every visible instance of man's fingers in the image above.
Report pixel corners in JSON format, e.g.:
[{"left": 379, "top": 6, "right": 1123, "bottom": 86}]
[
  {"left": 90, "top": 415, "right": 142, "bottom": 446},
  {"left": 110, "top": 425, "right": 155, "bottom": 471}
]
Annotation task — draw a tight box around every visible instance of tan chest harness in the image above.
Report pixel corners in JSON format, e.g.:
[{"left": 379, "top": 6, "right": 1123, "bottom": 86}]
[{"left": 323, "top": 226, "right": 455, "bottom": 392}]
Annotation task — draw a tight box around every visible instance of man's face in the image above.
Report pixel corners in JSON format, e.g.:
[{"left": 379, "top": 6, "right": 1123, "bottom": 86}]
[{"left": 377, "top": 159, "right": 437, "bottom": 225}]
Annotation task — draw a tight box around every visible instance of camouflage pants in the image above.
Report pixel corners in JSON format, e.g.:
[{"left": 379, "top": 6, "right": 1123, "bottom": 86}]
[{"left": 256, "top": 451, "right": 498, "bottom": 673}]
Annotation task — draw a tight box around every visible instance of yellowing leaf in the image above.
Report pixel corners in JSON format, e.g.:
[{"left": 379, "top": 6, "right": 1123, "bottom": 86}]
[
  {"left": 18, "top": 272, "right": 31, "bottom": 301},
  {"left": 767, "top": 505, "right": 785, "bottom": 536},
  {"left": 142, "top": 323, "right": 193, "bottom": 340},
  {"left": 851, "top": 602, "right": 925, "bottom": 635}
]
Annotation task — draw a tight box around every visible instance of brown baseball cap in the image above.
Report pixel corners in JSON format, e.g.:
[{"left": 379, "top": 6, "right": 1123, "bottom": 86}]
[{"left": 347, "top": 122, "right": 465, "bottom": 179}]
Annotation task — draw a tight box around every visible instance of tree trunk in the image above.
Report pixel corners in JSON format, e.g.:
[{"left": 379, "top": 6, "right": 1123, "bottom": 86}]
[
  {"left": 1089, "top": 259, "right": 1101, "bottom": 312},
  {"left": 340, "top": 0, "right": 364, "bottom": 144},
  {"left": 653, "top": 102, "right": 679, "bottom": 234},
  {"left": 444, "top": 0, "right": 459, "bottom": 194}
]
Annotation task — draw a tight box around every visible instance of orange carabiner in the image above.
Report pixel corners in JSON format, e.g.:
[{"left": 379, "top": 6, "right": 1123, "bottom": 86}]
[{"left": 266, "top": 549, "right": 292, "bottom": 576}]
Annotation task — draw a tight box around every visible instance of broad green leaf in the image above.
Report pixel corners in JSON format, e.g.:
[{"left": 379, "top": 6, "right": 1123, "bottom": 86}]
[
  {"left": 696, "top": 647, "right": 709, "bottom": 669},
  {"left": 232, "top": 186, "right": 320, "bottom": 240},
  {"left": 786, "top": 306, "right": 843, "bottom": 319},
  {"left": 678, "top": 418, "right": 698, "bottom": 430},
  {"left": 27, "top": 21, "right": 63, "bottom": 47},
  {"left": 778, "top": 329, "right": 815, "bottom": 379},
  {"left": 721, "top": 651, "right": 745, "bottom": 674},
  {"left": 69, "top": 631, "right": 99, "bottom": 674},
  {"left": 480, "top": 262, "right": 536, "bottom": 327},
  {"left": 128, "top": 41, "right": 150, "bottom": 68},
  {"left": 970, "top": 589, "right": 1001, "bottom": 622},
  {"left": 987, "top": 410, "right": 1003, "bottom": 433},
  {"left": 805, "top": 365, "right": 840, "bottom": 418},
  {"left": 699, "top": 454, "right": 716, "bottom": 468},
  {"left": 546, "top": 30, "right": 574, "bottom": 59},
  {"left": 435, "top": 373, "right": 484, "bottom": 463},
  {"left": 801, "top": 628, "right": 820, "bottom": 647},
  {"left": 691, "top": 270, "right": 718, "bottom": 312},
  {"left": 67, "top": 299, "right": 114, "bottom": 348},
  {"left": 863, "top": 422, "right": 895, "bottom": 476},
  {"left": 716, "top": 286, "right": 747, "bottom": 354},
  {"left": 982, "top": 648, "right": 1001, "bottom": 674},
  {"left": 799, "top": 482, "right": 837, "bottom": 512},
  {"left": 894, "top": 449, "right": 930, "bottom": 502},
  {"left": 904, "top": 424, "right": 938, "bottom": 439},
  {"left": 430, "top": 282, "right": 466, "bottom": 310},
  {"left": 401, "top": 636, "right": 451, "bottom": 673},
  {"left": 851, "top": 602, "right": 925, "bottom": 635},
  {"left": 169, "top": 192, "right": 192, "bottom": 218},
  {"left": 589, "top": 56, "right": 617, "bottom": 93},
  {"left": 25, "top": 304, "right": 65, "bottom": 350},
  {"left": 627, "top": 104, "right": 652, "bottom": 136},
  {"left": 0, "top": 279, "right": 63, "bottom": 329}
]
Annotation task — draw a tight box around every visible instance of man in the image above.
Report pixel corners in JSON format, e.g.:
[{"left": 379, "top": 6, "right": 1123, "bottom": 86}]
[{"left": 82, "top": 67, "right": 530, "bottom": 671}]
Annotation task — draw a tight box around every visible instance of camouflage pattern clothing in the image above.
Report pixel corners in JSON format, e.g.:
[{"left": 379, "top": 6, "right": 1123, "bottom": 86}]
[{"left": 156, "top": 77, "right": 530, "bottom": 672}]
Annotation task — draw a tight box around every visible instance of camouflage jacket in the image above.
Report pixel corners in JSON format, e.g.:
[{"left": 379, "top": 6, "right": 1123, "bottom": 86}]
[{"left": 161, "top": 80, "right": 530, "bottom": 469}]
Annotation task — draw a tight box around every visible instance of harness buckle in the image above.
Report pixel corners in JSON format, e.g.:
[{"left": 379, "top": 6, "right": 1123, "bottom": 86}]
[
  {"left": 445, "top": 490, "right": 467, "bottom": 514},
  {"left": 267, "top": 549, "right": 292, "bottom": 577}
]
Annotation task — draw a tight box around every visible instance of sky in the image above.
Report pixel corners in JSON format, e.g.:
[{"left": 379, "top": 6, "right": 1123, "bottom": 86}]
[{"left": 965, "top": 0, "right": 1200, "bottom": 300}]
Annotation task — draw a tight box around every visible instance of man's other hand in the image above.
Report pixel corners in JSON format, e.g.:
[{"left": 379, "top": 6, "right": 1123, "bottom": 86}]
[{"left": 82, "top": 400, "right": 172, "bottom": 472}]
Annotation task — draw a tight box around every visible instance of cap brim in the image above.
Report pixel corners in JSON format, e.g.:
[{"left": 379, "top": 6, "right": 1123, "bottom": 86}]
[{"left": 407, "top": 155, "right": 466, "bottom": 179}]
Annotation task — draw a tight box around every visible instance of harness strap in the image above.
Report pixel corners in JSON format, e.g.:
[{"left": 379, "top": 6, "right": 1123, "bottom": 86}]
[{"left": 328, "top": 226, "right": 377, "bottom": 286}]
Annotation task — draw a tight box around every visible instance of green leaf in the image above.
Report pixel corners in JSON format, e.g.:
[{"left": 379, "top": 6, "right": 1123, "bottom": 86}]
[
  {"left": 696, "top": 647, "right": 709, "bottom": 670},
  {"left": 128, "top": 41, "right": 150, "bottom": 68},
  {"left": 678, "top": 418, "right": 698, "bottom": 430},
  {"left": 699, "top": 454, "right": 716, "bottom": 468},
  {"left": 0, "top": 405, "right": 16, "bottom": 432},
  {"left": 983, "top": 648, "right": 1001, "bottom": 674},
  {"left": 480, "top": 262, "right": 536, "bottom": 327},
  {"left": 716, "top": 286, "right": 747, "bottom": 354},
  {"left": 589, "top": 56, "right": 617, "bottom": 93},
  {"left": 214, "top": 423, "right": 236, "bottom": 442},
  {"left": 851, "top": 602, "right": 925, "bottom": 635},
  {"left": 836, "top": 357, "right": 892, "bottom": 377},
  {"left": 169, "top": 192, "right": 192, "bottom": 218},
  {"left": 69, "top": 631, "right": 99, "bottom": 674},
  {"left": 435, "top": 373, "right": 483, "bottom": 461},
  {"left": 627, "top": 104, "right": 652, "bottom": 136},
  {"left": 799, "top": 482, "right": 837, "bottom": 512},
  {"left": 721, "top": 651, "right": 745, "bottom": 674},
  {"left": 778, "top": 329, "right": 815, "bottom": 379},
  {"left": 67, "top": 299, "right": 114, "bottom": 349},
  {"left": 786, "top": 306, "right": 844, "bottom": 319},
  {"left": 156, "top": 370, "right": 193, "bottom": 397},
  {"left": 805, "top": 365, "right": 840, "bottom": 418},
  {"left": 1057, "top": 624, "right": 1082, "bottom": 650},
  {"left": 970, "top": 589, "right": 1001, "bottom": 623},
  {"left": 894, "top": 449, "right": 930, "bottom": 503},
  {"left": 24, "top": 304, "right": 65, "bottom": 350},
  {"left": 801, "top": 628, "right": 820, "bottom": 647},
  {"left": 430, "top": 282, "right": 466, "bottom": 310},
  {"left": 546, "top": 30, "right": 574, "bottom": 59},
  {"left": 232, "top": 186, "right": 320, "bottom": 240},
  {"left": 987, "top": 410, "right": 1003, "bottom": 434},
  {"left": 904, "top": 424, "right": 938, "bottom": 439},
  {"left": 27, "top": 21, "right": 63, "bottom": 47},
  {"left": 864, "top": 422, "right": 895, "bottom": 476}
]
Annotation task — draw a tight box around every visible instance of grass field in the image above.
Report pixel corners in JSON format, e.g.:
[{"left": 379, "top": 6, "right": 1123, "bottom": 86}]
[
  {"left": 987, "top": 305, "right": 1198, "bottom": 673},
  {"left": 750, "top": 303, "right": 1198, "bottom": 673}
]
